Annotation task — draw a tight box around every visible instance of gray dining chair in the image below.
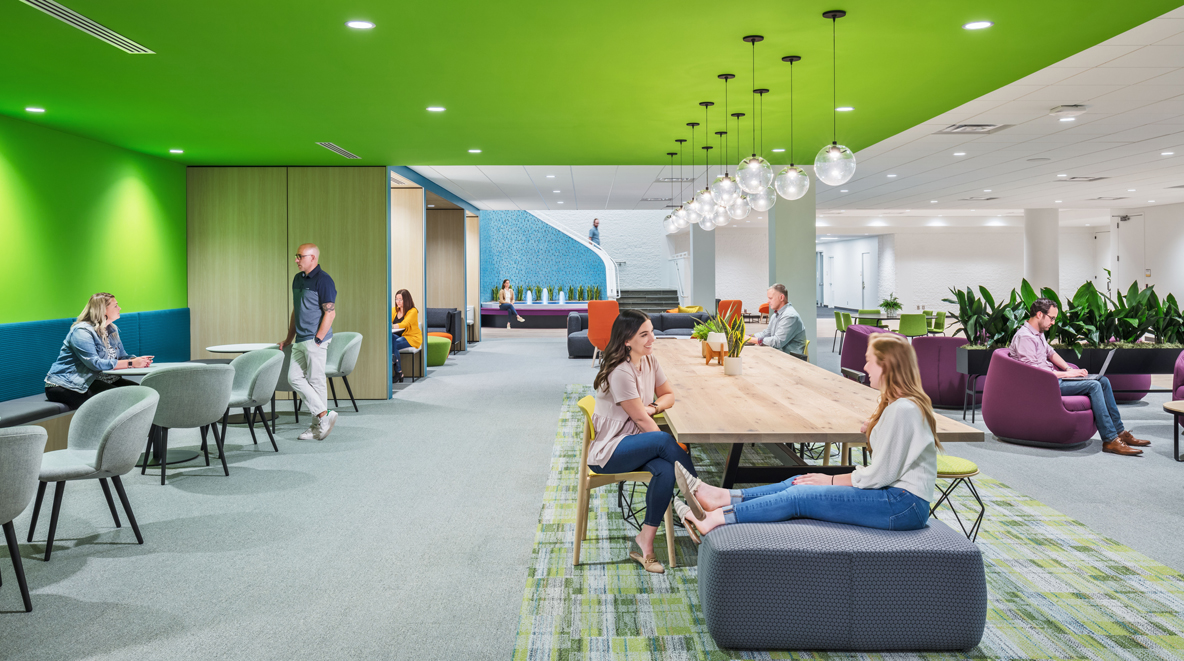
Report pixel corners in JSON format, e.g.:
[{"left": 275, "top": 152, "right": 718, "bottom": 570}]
[
  {"left": 140, "top": 364, "right": 234, "bottom": 484},
  {"left": 275, "top": 344, "right": 303, "bottom": 424},
  {"left": 1, "top": 426, "right": 48, "bottom": 611},
  {"left": 325, "top": 332, "right": 363, "bottom": 412},
  {"left": 27, "top": 387, "right": 158, "bottom": 561},
  {"left": 221, "top": 349, "right": 284, "bottom": 453}
]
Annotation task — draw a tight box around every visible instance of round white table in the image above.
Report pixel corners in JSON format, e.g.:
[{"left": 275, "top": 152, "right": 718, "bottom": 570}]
[
  {"left": 205, "top": 343, "right": 279, "bottom": 353},
  {"left": 103, "top": 362, "right": 198, "bottom": 377}
]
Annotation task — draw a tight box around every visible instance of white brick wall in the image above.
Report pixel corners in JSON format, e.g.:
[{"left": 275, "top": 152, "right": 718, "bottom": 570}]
[{"left": 539, "top": 210, "right": 675, "bottom": 290}]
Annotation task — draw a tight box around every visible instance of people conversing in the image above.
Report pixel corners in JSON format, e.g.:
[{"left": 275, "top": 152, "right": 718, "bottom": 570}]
[{"left": 391, "top": 288, "right": 423, "bottom": 383}]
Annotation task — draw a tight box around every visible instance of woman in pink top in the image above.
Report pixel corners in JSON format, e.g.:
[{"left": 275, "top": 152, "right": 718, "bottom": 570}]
[{"left": 590, "top": 310, "right": 696, "bottom": 574}]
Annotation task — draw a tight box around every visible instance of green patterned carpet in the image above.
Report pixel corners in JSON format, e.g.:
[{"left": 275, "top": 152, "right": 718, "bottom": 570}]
[{"left": 512, "top": 385, "right": 1184, "bottom": 660}]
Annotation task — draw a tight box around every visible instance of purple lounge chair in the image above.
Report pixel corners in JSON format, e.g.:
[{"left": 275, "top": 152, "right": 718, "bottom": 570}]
[
  {"left": 840, "top": 325, "right": 903, "bottom": 378},
  {"left": 913, "top": 336, "right": 983, "bottom": 409},
  {"left": 981, "top": 349, "right": 1096, "bottom": 447},
  {"left": 1174, "top": 351, "right": 1184, "bottom": 428},
  {"left": 1107, "top": 373, "right": 1152, "bottom": 402}
]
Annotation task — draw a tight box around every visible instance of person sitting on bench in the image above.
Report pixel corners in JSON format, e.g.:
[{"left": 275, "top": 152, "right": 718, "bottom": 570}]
[{"left": 45, "top": 292, "right": 153, "bottom": 410}]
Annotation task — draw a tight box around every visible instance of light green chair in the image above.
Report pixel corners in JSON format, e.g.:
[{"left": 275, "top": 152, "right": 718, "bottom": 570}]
[
  {"left": 426, "top": 335, "right": 450, "bottom": 367},
  {"left": 832, "top": 311, "right": 850, "bottom": 352},
  {"left": 898, "top": 313, "right": 929, "bottom": 340},
  {"left": 928, "top": 310, "right": 947, "bottom": 336},
  {"left": 856, "top": 309, "right": 887, "bottom": 329},
  {"left": 923, "top": 310, "right": 936, "bottom": 332}
]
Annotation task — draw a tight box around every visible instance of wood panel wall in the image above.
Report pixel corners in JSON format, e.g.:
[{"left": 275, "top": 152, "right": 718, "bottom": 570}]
[
  {"left": 465, "top": 213, "right": 481, "bottom": 343},
  {"left": 390, "top": 186, "right": 425, "bottom": 375},
  {"left": 426, "top": 209, "right": 466, "bottom": 312}
]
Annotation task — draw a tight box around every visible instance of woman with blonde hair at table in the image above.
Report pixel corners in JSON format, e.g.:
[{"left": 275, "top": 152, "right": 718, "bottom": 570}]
[
  {"left": 673, "top": 333, "right": 941, "bottom": 541},
  {"left": 45, "top": 292, "right": 153, "bottom": 410},
  {"left": 589, "top": 309, "right": 696, "bottom": 574}
]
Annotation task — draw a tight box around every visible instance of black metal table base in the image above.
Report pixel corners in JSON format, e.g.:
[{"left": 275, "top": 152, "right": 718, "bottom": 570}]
[
  {"left": 136, "top": 449, "right": 201, "bottom": 468},
  {"left": 720, "top": 443, "right": 855, "bottom": 489}
]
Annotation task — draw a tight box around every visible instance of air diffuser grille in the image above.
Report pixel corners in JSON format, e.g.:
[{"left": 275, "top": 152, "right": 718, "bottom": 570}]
[
  {"left": 316, "top": 142, "right": 361, "bottom": 159},
  {"left": 935, "top": 124, "right": 1010, "bottom": 134},
  {"left": 641, "top": 197, "right": 672, "bottom": 202},
  {"left": 21, "top": 0, "right": 153, "bottom": 54}
]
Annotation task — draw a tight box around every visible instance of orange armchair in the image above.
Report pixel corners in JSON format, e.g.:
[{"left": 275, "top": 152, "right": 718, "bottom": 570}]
[
  {"left": 587, "top": 300, "right": 619, "bottom": 362},
  {"left": 718, "top": 299, "right": 742, "bottom": 323},
  {"left": 758, "top": 302, "right": 770, "bottom": 323}
]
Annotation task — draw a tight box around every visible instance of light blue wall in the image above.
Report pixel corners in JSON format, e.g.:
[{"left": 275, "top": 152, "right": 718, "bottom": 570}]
[{"left": 479, "top": 210, "right": 606, "bottom": 300}]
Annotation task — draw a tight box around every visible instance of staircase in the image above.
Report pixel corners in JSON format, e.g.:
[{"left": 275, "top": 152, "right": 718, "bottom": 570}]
[{"left": 616, "top": 289, "right": 681, "bottom": 314}]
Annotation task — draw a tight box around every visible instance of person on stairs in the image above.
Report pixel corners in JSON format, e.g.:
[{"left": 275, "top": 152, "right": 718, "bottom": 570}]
[
  {"left": 278, "top": 243, "right": 338, "bottom": 440},
  {"left": 391, "top": 288, "right": 423, "bottom": 383},
  {"left": 498, "top": 279, "right": 526, "bottom": 329}
]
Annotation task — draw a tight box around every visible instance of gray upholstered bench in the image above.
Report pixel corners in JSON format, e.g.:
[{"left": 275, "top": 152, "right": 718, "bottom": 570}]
[
  {"left": 0, "top": 394, "right": 70, "bottom": 428},
  {"left": 698, "top": 519, "right": 986, "bottom": 652}
]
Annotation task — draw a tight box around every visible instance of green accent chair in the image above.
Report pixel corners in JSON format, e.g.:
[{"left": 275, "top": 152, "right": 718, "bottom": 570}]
[
  {"left": 923, "top": 310, "right": 936, "bottom": 332},
  {"left": 856, "top": 309, "right": 887, "bottom": 329},
  {"left": 928, "top": 310, "right": 947, "bottom": 335},
  {"left": 832, "top": 311, "right": 850, "bottom": 352},
  {"left": 426, "top": 335, "right": 450, "bottom": 367},
  {"left": 898, "top": 313, "right": 929, "bottom": 340}
]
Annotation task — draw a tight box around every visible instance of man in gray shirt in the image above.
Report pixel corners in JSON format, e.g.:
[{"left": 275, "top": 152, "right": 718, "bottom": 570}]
[
  {"left": 747, "top": 283, "right": 806, "bottom": 356},
  {"left": 278, "top": 243, "right": 338, "bottom": 440},
  {"left": 588, "top": 218, "right": 600, "bottom": 246}
]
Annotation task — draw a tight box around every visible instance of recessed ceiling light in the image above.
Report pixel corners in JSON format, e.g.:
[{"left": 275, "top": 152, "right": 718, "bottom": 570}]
[
  {"left": 426, "top": 106, "right": 445, "bottom": 112},
  {"left": 836, "top": 107, "right": 854, "bottom": 112},
  {"left": 983, "top": 189, "right": 992, "bottom": 192},
  {"left": 771, "top": 148, "right": 786, "bottom": 152},
  {"left": 1149, "top": 200, "right": 1156, "bottom": 203},
  {"left": 953, "top": 152, "right": 966, "bottom": 156},
  {"left": 963, "top": 21, "right": 993, "bottom": 30},
  {"left": 1055, "top": 200, "right": 1062, "bottom": 203},
  {"left": 1128, "top": 189, "right": 1136, "bottom": 192},
  {"left": 546, "top": 175, "right": 555, "bottom": 178},
  {"left": 930, "top": 200, "right": 938, "bottom": 203},
  {"left": 887, "top": 174, "right": 897, "bottom": 178},
  {"left": 1162, "top": 152, "right": 1174, "bottom": 156},
  {"left": 346, "top": 20, "right": 375, "bottom": 29},
  {"left": 557, "top": 201, "right": 564, "bottom": 204},
  {"left": 1059, "top": 117, "right": 1075, "bottom": 122},
  {"left": 468, "top": 149, "right": 481, "bottom": 153},
  {"left": 25, "top": 107, "right": 46, "bottom": 113},
  {"left": 552, "top": 190, "right": 560, "bottom": 193},
  {"left": 1057, "top": 174, "right": 1067, "bottom": 177},
  {"left": 840, "top": 189, "right": 848, "bottom": 192},
  {"left": 169, "top": 149, "right": 183, "bottom": 154}
]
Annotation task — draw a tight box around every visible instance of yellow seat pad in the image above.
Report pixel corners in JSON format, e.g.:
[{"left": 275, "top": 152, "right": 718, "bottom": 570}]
[{"left": 936, "top": 454, "right": 978, "bottom": 477}]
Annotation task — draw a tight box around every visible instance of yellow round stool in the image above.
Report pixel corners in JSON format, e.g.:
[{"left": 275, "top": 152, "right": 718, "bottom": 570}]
[{"left": 931, "top": 455, "right": 985, "bottom": 542}]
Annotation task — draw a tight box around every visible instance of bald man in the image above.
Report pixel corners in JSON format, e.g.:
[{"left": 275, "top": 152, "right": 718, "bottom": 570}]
[{"left": 279, "top": 243, "right": 338, "bottom": 440}]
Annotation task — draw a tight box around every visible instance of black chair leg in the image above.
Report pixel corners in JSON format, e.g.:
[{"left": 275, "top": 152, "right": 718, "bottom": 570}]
[
  {"left": 98, "top": 478, "right": 121, "bottom": 528},
  {"left": 292, "top": 395, "right": 300, "bottom": 424},
  {"left": 3, "top": 521, "right": 32, "bottom": 611},
  {"left": 159, "top": 428, "right": 170, "bottom": 485},
  {"left": 44, "top": 481, "right": 65, "bottom": 561},
  {"left": 270, "top": 393, "right": 276, "bottom": 425},
  {"left": 342, "top": 376, "right": 358, "bottom": 413},
  {"left": 211, "top": 419, "right": 230, "bottom": 476},
  {"left": 220, "top": 409, "right": 230, "bottom": 446},
  {"left": 832, "top": 329, "right": 839, "bottom": 352},
  {"left": 329, "top": 379, "right": 339, "bottom": 408},
  {"left": 111, "top": 476, "right": 143, "bottom": 544},
  {"left": 27, "top": 482, "right": 46, "bottom": 543},
  {"left": 200, "top": 426, "right": 210, "bottom": 466},
  {"left": 141, "top": 425, "right": 156, "bottom": 475},
  {"left": 257, "top": 406, "right": 280, "bottom": 452},
  {"left": 245, "top": 408, "right": 258, "bottom": 445}
]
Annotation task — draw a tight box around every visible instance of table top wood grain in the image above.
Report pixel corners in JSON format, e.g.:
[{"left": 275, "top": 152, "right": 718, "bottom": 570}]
[{"left": 653, "top": 340, "right": 984, "bottom": 445}]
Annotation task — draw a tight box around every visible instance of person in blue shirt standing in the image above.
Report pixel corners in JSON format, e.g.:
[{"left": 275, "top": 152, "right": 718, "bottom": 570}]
[
  {"left": 588, "top": 218, "right": 600, "bottom": 246},
  {"left": 278, "top": 243, "right": 338, "bottom": 441}
]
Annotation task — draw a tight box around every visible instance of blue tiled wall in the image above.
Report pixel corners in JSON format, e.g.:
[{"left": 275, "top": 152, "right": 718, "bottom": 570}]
[{"left": 480, "top": 210, "right": 606, "bottom": 300}]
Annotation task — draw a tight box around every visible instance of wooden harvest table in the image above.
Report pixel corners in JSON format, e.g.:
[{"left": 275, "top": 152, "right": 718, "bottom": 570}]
[{"left": 652, "top": 339, "right": 984, "bottom": 487}]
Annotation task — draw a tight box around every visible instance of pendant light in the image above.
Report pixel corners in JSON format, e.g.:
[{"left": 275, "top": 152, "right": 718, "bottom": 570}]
[
  {"left": 775, "top": 55, "right": 810, "bottom": 200},
  {"left": 672, "top": 139, "right": 690, "bottom": 228},
  {"left": 727, "top": 111, "right": 752, "bottom": 220},
  {"left": 712, "top": 130, "right": 731, "bottom": 226},
  {"left": 747, "top": 88, "right": 777, "bottom": 212},
  {"left": 737, "top": 35, "right": 773, "bottom": 194},
  {"left": 664, "top": 152, "right": 678, "bottom": 234},
  {"left": 682, "top": 123, "right": 704, "bottom": 226},
  {"left": 710, "top": 74, "right": 741, "bottom": 207},
  {"left": 814, "top": 10, "right": 856, "bottom": 186},
  {"left": 693, "top": 103, "right": 716, "bottom": 226}
]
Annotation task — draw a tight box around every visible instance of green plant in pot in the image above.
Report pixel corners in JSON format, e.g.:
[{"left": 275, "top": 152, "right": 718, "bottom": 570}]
[
  {"left": 879, "top": 293, "right": 903, "bottom": 318},
  {"left": 723, "top": 314, "right": 747, "bottom": 375},
  {"left": 515, "top": 284, "right": 524, "bottom": 302},
  {"left": 491, "top": 286, "right": 499, "bottom": 303},
  {"left": 577, "top": 285, "right": 585, "bottom": 301},
  {"left": 568, "top": 285, "right": 576, "bottom": 302}
]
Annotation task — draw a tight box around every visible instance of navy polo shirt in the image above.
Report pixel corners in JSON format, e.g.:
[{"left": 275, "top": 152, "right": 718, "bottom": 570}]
[{"left": 292, "top": 265, "right": 337, "bottom": 342}]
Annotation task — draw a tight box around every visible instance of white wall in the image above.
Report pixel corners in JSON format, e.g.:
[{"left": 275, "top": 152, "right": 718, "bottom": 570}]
[
  {"left": 877, "top": 233, "right": 896, "bottom": 305},
  {"left": 541, "top": 210, "right": 674, "bottom": 290},
  {"left": 1059, "top": 227, "right": 1094, "bottom": 300},
  {"left": 715, "top": 227, "right": 770, "bottom": 312},
  {"left": 817, "top": 236, "right": 880, "bottom": 309},
  {"left": 1111, "top": 203, "right": 1184, "bottom": 299}
]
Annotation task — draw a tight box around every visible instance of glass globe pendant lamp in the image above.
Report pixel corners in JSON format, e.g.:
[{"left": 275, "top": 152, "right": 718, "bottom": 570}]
[
  {"left": 727, "top": 195, "right": 751, "bottom": 220},
  {"left": 663, "top": 215, "right": 675, "bottom": 234},
  {"left": 710, "top": 172, "right": 740, "bottom": 207},
  {"left": 672, "top": 207, "right": 689, "bottom": 229},
  {"left": 692, "top": 188, "right": 715, "bottom": 216},
  {"left": 699, "top": 214, "right": 717, "bottom": 231},
  {"left": 712, "top": 204, "right": 731, "bottom": 226},
  {"left": 774, "top": 165, "right": 810, "bottom": 200},
  {"left": 749, "top": 186, "right": 776, "bottom": 212},
  {"left": 737, "top": 155, "right": 773, "bottom": 194},
  {"left": 681, "top": 203, "right": 702, "bottom": 227},
  {"left": 814, "top": 142, "right": 856, "bottom": 186}
]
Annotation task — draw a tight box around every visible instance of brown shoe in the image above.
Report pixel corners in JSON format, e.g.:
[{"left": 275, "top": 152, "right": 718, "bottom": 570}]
[
  {"left": 1118, "top": 430, "right": 1150, "bottom": 447},
  {"left": 1103, "top": 438, "right": 1143, "bottom": 456}
]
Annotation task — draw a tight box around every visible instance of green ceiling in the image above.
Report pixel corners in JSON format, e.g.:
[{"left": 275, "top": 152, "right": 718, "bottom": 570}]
[{"left": 1, "top": 1, "right": 1180, "bottom": 166}]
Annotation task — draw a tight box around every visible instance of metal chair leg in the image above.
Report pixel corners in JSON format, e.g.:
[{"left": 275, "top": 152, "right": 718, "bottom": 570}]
[
  {"left": 111, "top": 476, "right": 143, "bottom": 544},
  {"left": 27, "top": 482, "right": 47, "bottom": 543},
  {"left": 44, "top": 481, "right": 65, "bottom": 561},
  {"left": 245, "top": 408, "right": 258, "bottom": 445},
  {"left": 257, "top": 406, "right": 279, "bottom": 452},
  {"left": 211, "top": 419, "right": 230, "bottom": 476},
  {"left": 329, "top": 379, "right": 339, "bottom": 407},
  {"left": 3, "top": 521, "right": 33, "bottom": 611},
  {"left": 99, "top": 478, "right": 121, "bottom": 528},
  {"left": 200, "top": 425, "right": 211, "bottom": 466},
  {"left": 159, "top": 428, "right": 169, "bottom": 485},
  {"left": 342, "top": 376, "right": 359, "bottom": 412}
]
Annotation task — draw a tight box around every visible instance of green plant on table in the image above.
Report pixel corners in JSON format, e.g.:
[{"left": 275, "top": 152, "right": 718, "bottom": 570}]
[
  {"left": 692, "top": 316, "right": 725, "bottom": 341},
  {"left": 879, "top": 293, "right": 903, "bottom": 315},
  {"left": 723, "top": 314, "right": 747, "bottom": 357}
]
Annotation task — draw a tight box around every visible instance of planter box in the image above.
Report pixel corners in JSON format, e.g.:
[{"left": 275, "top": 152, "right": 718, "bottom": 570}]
[
  {"left": 956, "top": 346, "right": 996, "bottom": 376},
  {"left": 1053, "top": 347, "right": 1182, "bottom": 374}
]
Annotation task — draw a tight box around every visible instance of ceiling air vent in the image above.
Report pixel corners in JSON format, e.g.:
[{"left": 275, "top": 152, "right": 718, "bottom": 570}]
[
  {"left": 390, "top": 172, "right": 416, "bottom": 188},
  {"left": 1059, "top": 176, "right": 1107, "bottom": 182},
  {"left": 657, "top": 177, "right": 694, "bottom": 182},
  {"left": 935, "top": 124, "right": 1010, "bottom": 135},
  {"left": 20, "top": 0, "right": 154, "bottom": 53},
  {"left": 641, "top": 197, "right": 672, "bottom": 202},
  {"left": 316, "top": 142, "right": 360, "bottom": 159},
  {"left": 961, "top": 196, "right": 998, "bottom": 201},
  {"left": 1088, "top": 197, "right": 1128, "bottom": 201}
]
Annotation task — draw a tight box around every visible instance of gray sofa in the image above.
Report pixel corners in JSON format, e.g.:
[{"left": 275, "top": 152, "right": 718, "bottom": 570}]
[
  {"left": 698, "top": 519, "right": 987, "bottom": 652},
  {"left": 567, "top": 311, "right": 709, "bottom": 358},
  {"left": 425, "top": 307, "right": 463, "bottom": 352}
]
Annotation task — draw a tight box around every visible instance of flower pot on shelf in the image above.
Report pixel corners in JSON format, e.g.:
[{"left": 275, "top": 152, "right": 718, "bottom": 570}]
[{"left": 724, "top": 356, "right": 743, "bottom": 376}]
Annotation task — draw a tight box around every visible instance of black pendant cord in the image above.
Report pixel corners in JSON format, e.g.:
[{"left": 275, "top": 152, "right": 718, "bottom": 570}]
[
  {"left": 790, "top": 60, "right": 795, "bottom": 166},
  {"left": 760, "top": 92, "right": 764, "bottom": 157},
  {"left": 751, "top": 41, "right": 756, "bottom": 156},
  {"left": 832, "top": 15, "right": 838, "bottom": 142},
  {"left": 677, "top": 138, "right": 686, "bottom": 201}
]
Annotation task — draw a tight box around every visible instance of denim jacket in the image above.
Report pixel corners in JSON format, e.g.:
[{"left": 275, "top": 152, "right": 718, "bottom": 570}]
[{"left": 44, "top": 322, "right": 132, "bottom": 393}]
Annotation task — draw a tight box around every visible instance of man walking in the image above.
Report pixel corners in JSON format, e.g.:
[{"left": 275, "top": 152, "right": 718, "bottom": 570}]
[
  {"left": 588, "top": 218, "right": 600, "bottom": 246},
  {"left": 279, "top": 243, "right": 338, "bottom": 440}
]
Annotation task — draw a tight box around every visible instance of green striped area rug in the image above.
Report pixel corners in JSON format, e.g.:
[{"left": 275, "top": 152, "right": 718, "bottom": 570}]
[{"left": 512, "top": 385, "right": 1184, "bottom": 660}]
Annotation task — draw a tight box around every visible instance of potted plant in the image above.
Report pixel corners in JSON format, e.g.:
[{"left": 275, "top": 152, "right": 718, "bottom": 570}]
[
  {"left": 491, "top": 286, "right": 500, "bottom": 303},
  {"left": 693, "top": 317, "right": 726, "bottom": 360},
  {"left": 515, "top": 284, "right": 524, "bottom": 302},
  {"left": 879, "top": 293, "right": 903, "bottom": 319},
  {"left": 723, "top": 314, "right": 747, "bottom": 376}
]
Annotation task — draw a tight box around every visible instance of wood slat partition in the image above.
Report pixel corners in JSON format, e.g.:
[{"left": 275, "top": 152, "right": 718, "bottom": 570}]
[
  {"left": 465, "top": 213, "right": 480, "bottom": 343},
  {"left": 286, "top": 167, "right": 389, "bottom": 399},
  {"left": 186, "top": 167, "right": 290, "bottom": 360}
]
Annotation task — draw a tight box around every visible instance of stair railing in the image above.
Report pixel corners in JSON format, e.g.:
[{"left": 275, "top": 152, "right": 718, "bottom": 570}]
[{"left": 527, "top": 210, "right": 619, "bottom": 299}]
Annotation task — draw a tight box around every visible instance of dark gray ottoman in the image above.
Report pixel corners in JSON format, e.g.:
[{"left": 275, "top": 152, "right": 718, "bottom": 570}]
[{"left": 698, "top": 519, "right": 986, "bottom": 652}]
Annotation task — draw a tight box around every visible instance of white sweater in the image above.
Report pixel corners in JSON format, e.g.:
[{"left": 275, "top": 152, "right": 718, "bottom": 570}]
[{"left": 850, "top": 399, "right": 937, "bottom": 503}]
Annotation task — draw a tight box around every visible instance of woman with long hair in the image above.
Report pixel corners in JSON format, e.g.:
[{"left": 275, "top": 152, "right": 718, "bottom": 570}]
[
  {"left": 674, "top": 333, "right": 941, "bottom": 540},
  {"left": 45, "top": 292, "right": 154, "bottom": 410},
  {"left": 391, "top": 288, "right": 422, "bottom": 383},
  {"left": 589, "top": 309, "right": 695, "bottom": 574},
  {"left": 498, "top": 278, "right": 525, "bottom": 329}
]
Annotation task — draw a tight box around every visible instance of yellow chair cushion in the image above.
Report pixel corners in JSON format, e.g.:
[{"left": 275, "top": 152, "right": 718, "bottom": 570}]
[
  {"left": 678, "top": 305, "right": 703, "bottom": 313},
  {"left": 936, "top": 454, "right": 978, "bottom": 477}
]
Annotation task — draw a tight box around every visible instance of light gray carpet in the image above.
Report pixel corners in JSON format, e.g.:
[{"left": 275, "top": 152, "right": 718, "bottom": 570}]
[{"left": 1, "top": 336, "right": 593, "bottom": 659}]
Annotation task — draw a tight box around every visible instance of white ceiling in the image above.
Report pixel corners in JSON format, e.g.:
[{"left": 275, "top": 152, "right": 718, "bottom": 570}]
[{"left": 416, "top": 6, "right": 1184, "bottom": 216}]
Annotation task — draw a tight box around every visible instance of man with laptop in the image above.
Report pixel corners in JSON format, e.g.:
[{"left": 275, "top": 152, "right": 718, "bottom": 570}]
[{"left": 1010, "top": 298, "right": 1147, "bottom": 456}]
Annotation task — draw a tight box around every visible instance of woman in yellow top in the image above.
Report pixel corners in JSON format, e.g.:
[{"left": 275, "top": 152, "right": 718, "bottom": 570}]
[{"left": 391, "top": 288, "right": 422, "bottom": 383}]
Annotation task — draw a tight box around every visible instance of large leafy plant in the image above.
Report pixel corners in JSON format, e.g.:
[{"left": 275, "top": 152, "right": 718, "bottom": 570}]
[{"left": 723, "top": 314, "right": 747, "bottom": 357}]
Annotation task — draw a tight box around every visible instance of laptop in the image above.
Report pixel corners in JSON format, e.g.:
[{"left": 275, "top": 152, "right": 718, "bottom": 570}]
[{"left": 1061, "top": 349, "right": 1116, "bottom": 381}]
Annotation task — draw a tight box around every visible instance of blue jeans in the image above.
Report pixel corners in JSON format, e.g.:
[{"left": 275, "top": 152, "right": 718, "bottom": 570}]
[
  {"left": 1059, "top": 376, "right": 1123, "bottom": 442},
  {"left": 590, "top": 431, "right": 696, "bottom": 528},
  {"left": 391, "top": 335, "right": 412, "bottom": 372},
  {"left": 500, "top": 302, "right": 518, "bottom": 318},
  {"left": 723, "top": 479, "right": 930, "bottom": 531}
]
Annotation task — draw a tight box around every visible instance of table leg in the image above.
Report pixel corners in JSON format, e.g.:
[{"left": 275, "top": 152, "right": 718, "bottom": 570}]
[
  {"left": 1175, "top": 414, "right": 1180, "bottom": 462},
  {"left": 721, "top": 443, "right": 744, "bottom": 489}
]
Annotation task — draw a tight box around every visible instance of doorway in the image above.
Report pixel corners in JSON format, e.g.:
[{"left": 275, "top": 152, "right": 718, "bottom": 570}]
[
  {"left": 860, "top": 252, "right": 870, "bottom": 309},
  {"left": 816, "top": 251, "right": 824, "bottom": 306},
  {"left": 1093, "top": 230, "right": 1110, "bottom": 294}
]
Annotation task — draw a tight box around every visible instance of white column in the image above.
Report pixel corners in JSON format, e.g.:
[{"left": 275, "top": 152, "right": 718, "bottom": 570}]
[
  {"left": 689, "top": 222, "right": 716, "bottom": 309},
  {"left": 769, "top": 169, "right": 817, "bottom": 359},
  {"left": 1023, "top": 208, "right": 1060, "bottom": 292}
]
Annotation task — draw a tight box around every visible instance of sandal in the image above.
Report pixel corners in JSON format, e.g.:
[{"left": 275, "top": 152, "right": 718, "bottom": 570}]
[
  {"left": 672, "top": 498, "right": 703, "bottom": 545},
  {"left": 674, "top": 463, "right": 706, "bottom": 519},
  {"left": 629, "top": 550, "right": 665, "bottom": 574}
]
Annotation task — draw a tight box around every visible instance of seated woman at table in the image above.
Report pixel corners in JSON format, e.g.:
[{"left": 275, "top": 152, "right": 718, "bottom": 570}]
[
  {"left": 673, "top": 333, "right": 940, "bottom": 541},
  {"left": 44, "top": 292, "right": 154, "bottom": 410},
  {"left": 590, "top": 309, "right": 696, "bottom": 574},
  {"left": 498, "top": 278, "right": 526, "bottom": 328},
  {"left": 391, "top": 288, "right": 422, "bottom": 383}
]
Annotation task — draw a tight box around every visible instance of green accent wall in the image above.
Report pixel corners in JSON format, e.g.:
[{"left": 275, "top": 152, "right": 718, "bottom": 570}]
[{"left": 0, "top": 113, "right": 186, "bottom": 323}]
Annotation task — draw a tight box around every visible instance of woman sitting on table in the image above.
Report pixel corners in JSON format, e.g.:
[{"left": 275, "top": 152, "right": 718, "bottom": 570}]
[
  {"left": 498, "top": 279, "right": 526, "bottom": 329},
  {"left": 672, "top": 333, "right": 939, "bottom": 540},
  {"left": 590, "top": 309, "right": 697, "bottom": 574},
  {"left": 391, "top": 288, "right": 422, "bottom": 383},
  {"left": 44, "top": 292, "right": 154, "bottom": 410}
]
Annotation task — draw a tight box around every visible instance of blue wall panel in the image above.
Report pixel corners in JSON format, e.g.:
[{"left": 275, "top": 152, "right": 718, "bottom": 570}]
[{"left": 479, "top": 210, "right": 606, "bottom": 300}]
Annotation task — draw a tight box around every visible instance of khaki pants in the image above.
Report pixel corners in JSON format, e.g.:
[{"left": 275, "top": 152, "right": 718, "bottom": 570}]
[{"left": 291, "top": 338, "right": 330, "bottom": 417}]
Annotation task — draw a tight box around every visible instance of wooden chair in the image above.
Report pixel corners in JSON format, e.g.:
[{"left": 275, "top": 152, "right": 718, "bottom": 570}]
[
  {"left": 573, "top": 396, "right": 676, "bottom": 568},
  {"left": 718, "top": 299, "right": 742, "bottom": 323},
  {"left": 587, "top": 300, "right": 619, "bottom": 366}
]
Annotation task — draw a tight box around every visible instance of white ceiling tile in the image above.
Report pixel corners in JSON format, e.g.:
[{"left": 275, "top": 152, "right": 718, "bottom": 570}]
[
  {"left": 1104, "top": 45, "right": 1184, "bottom": 68},
  {"left": 1101, "top": 18, "right": 1184, "bottom": 46}
]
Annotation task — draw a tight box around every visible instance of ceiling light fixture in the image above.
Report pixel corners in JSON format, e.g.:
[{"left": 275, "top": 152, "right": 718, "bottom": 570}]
[
  {"left": 984, "top": 189, "right": 992, "bottom": 192},
  {"left": 835, "top": 107, "right": 853, "bottom": 112},
  {"left": 1060, "top": 117, "right": 1075, "bottom": 122},
  {"left": 710, "top": 74, "right": 741, "bottom": 214},
  {"left": 552, "top": 190, "right": 560, "bottom": 193},
  {"left": 1055, "top": 200, "right": 1062, "bottom": 203},
  {"left": 963, "top": 21, "right": 993, "bottom": 30},
  {"left": 953, "top": 152, "right": 966, "bottom": 156},
  {"left": 1149, "top": 200, "right": 1156, "bottom": 203},
  {"left": 738, "top": 36, "right": 775, "bottom": 198},
  {"left": 346, "top": 20, "right": 375, "bottom": 29},
  {"left": 887, "top": 174, "right": 897, "bottom": 178},
  {"left": 682, "top": 122, "right": 704, "bottom": 228},
  {"left": 775, "top": 54, "right": 809, "bottom": 201},
  {"left": 727, "top": 111, "right": 751, "bottom": 221},
  {"left": 1162, "top": 152, "right": 1174, "bottom": 156},
  {"left": 1128, "top": 189, "right": 1136, "bottom": 192},
  {"left": 546, "top": 175, "right": 555, "bottom": 178},
  {"left": 814, "top": 12, "right": 856, "bottom": 186},
  {"left": 930, "top": 200, "right": 938, "bottom": 203},
  {"left": 558, "top": 201, "right": 564, "bottom": 204},
  {"left": 426, "top": 106, "right": 445, "bottom": 112},
  {"left": 25, "top": 107, "right": 45, "bottom": 113},
  {"left": 671, "top": 138, "right": 692, "bottom": 229},
  {"left": 169, "top": 149, "right": 183, "bottom": 154},
  {"left": 697, "top": 101, "right": 722, "bottom": 230},
  {"left": 664, "top": 152, "right": 679, "bottom": 234},
  {"left": 468, "top": 149, "right": 481, "bottom": 153},
  {"left": 772, "top": 148, "right": 785, "bottom": 152},
  {"left": 1057, "top": 174, "right": 1067, "bottom": 177}
]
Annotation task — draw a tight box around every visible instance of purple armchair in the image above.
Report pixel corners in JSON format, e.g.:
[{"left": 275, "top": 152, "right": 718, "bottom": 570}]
[
  {"left": 1174, "top": 351, "right": 1184, "bottom": 428},
  {"left": 1107, "top": 373, "right": 1152, "bottom": 402},
  {"left": 840, "top": 325, "right": 902, "bottom": 376},
  {"left": 982, "top": 349, "right": 1097, "bottom": 447},
  {"left": 913, "top": 336, "right": 982, "bottom": 408}
]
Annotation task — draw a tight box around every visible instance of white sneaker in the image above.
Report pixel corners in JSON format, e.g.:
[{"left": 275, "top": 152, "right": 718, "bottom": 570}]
[
  {"left": 298, "top": 421, "right": 318, "bottom": 440},
  {"left": 516, "top": 315, "right": 525, "bottom": 322},
  {"left": 315, "top": 411, "right": 338, "bottom": 440}
]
